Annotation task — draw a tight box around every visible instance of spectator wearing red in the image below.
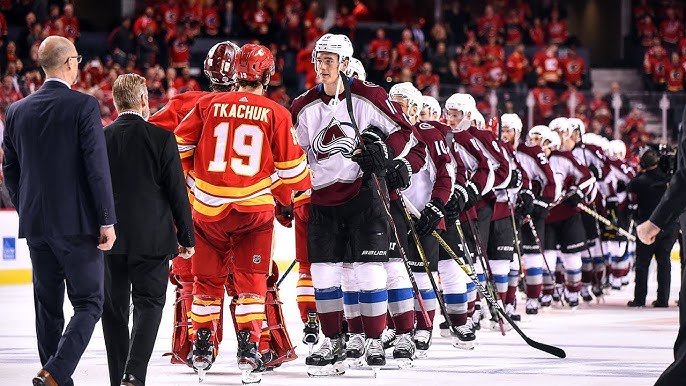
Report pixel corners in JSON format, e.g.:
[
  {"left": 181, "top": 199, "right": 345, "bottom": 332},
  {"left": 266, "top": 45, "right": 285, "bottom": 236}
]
[
  {"left": 456, "top": 48, "right": 472, "bottom": 85},
  {"left": 305, "top": 17, "right": 324, "bottom": 44},
  {"left": 466, "top": 53, "right": 487, "bottom": 97},
  {"left": 534, "top": 44, "right": 562, "bottom": 85},
  {"left": 0, "top": 11, "right": 7, "bottom": 39},
  {"left": 43, "top": 5, "right": 61, "bottom": 36},
  {"left": 562, "top": 48, "right": 586, "bottom": 88},
  {"left": 47, "top": 19, "right": 65, "bottom": 37},
  {"left": 532, "top": 78, "right": 556, "bottom": 123},
  {"left": 546, "top": 9, "right": 568, "bottom": 45},
  {"left": 643, "top": 37, "right": 664, "bottom": 79},
  {"left": 267, "top": 85, "right": 292, "bottom": 108},
  {"left": 483, "top": 36, "right": 504, "bottom": 62},
  {"left": 159, "top": 0, "right": 180, "bottom": 33},
  {"left": 181, "top": 0, "right": 203, "bottom": 37},
  {"left": 659, "top": 7, "right": 683, "bottom": 47},
  {"left": 352, "top": 0, "right": 370, "bottom": 21},
  {"left": 61, "top": 4, "right": 79, "bottom": 42},
  {"left": 506, "top": 44, "right": 529, "bottom": 89},
  {"left": 667, "top": 51, "right": 684, "bottom": 92},
  {"left": 529, "top": 17, "right": 546, "bottom": 46},
  {"left": 559, "top": 84, "right": 587, "bottom": 116},
  {"left": 295, "top": 41, "right": 316, "bottom": 91},
  {"left": 134, "top": 7, "right": 159, "bottom": 36},
  {"left": 164, "top": 67, "right": 177, "bottom": 98},
  {"left": 395, "top": 28, "right": 423, "bottom": 73},
  {"left": 0, "top": 75, "right": 22, "bottom": 105},
  {"left": 202, "top": 0, "right": 221, "bottom": 37},
  {"left": 504, "top": 9, "right": 525, "bottom": 46},
  {"left": 633, "top": 0, "right": 655, "bottom": 23},
  {"left": 173, "top": 67, "right": 200, "bottom": 93},
  {"left": 514, "top": 0, "right": 532, "bottom": 21},
  {"left": 477, "top": 5, "right": 503, "bottom": 42},
  {"left": 484, "top": 53, "right": 506, "bottom": 89},
  {"left": 637, "top": 14, "right": 658, "bottom": 48},
  {"left": 303, "top": 0, "right": 320, "bottom": 27},
  {"left": 650, "top": 46, "right": 670, "bottom": 90},
  {"left": 415, "top": 62, "right": 440, "bottom": 97},
  {"left": 243, "top": 0, "right": 272, "bottom": 37},
  {"left": 589, "top": 90, "right": 610, "bottom": 121},
  {"left": 463, "top": 30, "right": 483, "bottom": 57},
  {"left": 168, "top": 24, "right": 193, "bottom": 70}
]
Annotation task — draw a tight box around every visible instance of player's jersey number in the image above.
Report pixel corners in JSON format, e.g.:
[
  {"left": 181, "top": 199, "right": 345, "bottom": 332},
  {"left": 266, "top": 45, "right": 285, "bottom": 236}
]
[{"left": 208, "top": 122, "right": 264, "bottom": 176}]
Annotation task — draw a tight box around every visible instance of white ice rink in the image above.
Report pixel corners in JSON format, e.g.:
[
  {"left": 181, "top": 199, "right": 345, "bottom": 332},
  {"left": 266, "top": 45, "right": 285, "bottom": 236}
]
[{"left": 0, "top": 225, "right": 681, "bottom": 386}]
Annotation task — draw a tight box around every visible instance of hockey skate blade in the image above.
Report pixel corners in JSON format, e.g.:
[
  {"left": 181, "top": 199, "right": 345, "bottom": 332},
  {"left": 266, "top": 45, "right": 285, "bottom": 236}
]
[
  {"left": 414, "top": 350, "right": 428, "bottom": 359},
  {"left": 371, "top": 366, "right": 382, "bottom": 377},
  {"left": 239, "top": 368, "right": 262, "bottom": 384},
  {"left": 346, "top": 357, "right": 364, "bottom": 368},
  {"left": 307, "top": 361, "right": 346, "bottom": 376},
  {"left": 439, "top": 329, "right": 451, "bottom": 338},
  {"left": 395, "top": 357, "right": 414, "bottom": 369},
  {"left": 196, "top": 367, "right": 207, "bottom": 383},
  {"left": 192, "top": 358, "right": 212, "bottom": 382},
  {"left": 451, "top": 338, "right": 476, "bottom": 350}
]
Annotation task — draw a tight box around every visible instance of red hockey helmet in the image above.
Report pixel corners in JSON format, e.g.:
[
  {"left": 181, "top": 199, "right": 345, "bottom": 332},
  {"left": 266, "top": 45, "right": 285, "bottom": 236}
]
[
  {"left": 235, "top": 43, "right": 275, "bottom": 82},
  {"left": 204, "top": 41, "right": 239, "bottom": 85}
]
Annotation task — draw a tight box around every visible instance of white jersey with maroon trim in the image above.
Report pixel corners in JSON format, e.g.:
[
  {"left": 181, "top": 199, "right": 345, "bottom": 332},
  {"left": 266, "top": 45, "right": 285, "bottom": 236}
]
[
  {"left": 448, "top": 129, "right": 494, "bottom": 194},
  {"left": 606, "top": 158, "right": 636, "bottom": 204},
  {"left": 516, "top": 142, "right": 556, "bottom": 202},
  {"left": 547, "top": 149, "right": 594, "bottom": 223}
]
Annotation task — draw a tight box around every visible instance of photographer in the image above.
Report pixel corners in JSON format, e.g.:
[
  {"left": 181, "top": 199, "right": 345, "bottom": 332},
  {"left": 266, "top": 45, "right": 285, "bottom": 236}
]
[
  {"left": 627, "top": 148, "right": 678, "bottom": 308},
  {"left": 637, "top": 108, "right": 686, "bottom": 386}
]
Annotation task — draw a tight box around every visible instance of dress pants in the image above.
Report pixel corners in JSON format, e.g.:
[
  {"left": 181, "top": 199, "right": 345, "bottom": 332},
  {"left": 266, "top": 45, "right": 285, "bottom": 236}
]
[
  {"left": 633, "top": 228, "right": 678, "bottom": 305},
  {"left": 27, "top": 234, "right": 104, "bottom": 386},
  {"left": 102, "top": 253, "right": 170, "bottom": 386},
  {"left": 654, "top": 264, "right": 686, "bottom": 385}
]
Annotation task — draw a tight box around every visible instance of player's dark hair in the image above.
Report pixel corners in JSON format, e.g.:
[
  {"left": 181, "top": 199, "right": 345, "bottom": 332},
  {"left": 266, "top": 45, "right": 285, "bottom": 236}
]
[
  {"left": 639, "top": 148, "right": 660, "bottom": 169},
  {"left": 210, "top": 83, "right": 234, "bottom": 92},
  {"left": 237, "top": 72, "right": 270, "bottom": 90}
]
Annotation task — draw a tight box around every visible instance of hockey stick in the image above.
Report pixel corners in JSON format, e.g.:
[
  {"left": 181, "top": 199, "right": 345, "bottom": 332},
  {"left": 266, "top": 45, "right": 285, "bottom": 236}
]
[
  {"left": 276, "top": 259, "right": 298, "bottom": 288},
  {"left": 577, "top": 203, "right": 636, "bottom": 242},
  {"left": 340, "top": 71, "right": 432, "bottom": 328},
  {"left": 402, "top": 198, "right": 567, "bottom": 358},
  {"left": 522, "top": 215, "right": 566, "bottom": 306},
  {"left": 506, "top": 195, "right": 526, "bottom": 293}
]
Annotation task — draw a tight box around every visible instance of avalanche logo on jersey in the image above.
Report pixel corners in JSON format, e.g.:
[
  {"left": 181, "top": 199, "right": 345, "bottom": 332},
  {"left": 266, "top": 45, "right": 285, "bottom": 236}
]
[{"left": 312, "top": 117, "right": 357, "bottom": 161}]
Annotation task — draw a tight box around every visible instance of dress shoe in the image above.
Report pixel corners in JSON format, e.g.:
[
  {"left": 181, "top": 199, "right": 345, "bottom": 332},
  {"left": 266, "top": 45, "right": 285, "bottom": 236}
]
[
  {"left": 121, "top": 373, "right": 144, "bottom": 386},
  {"left": 33, "top": 369, "right": 58, "bottom": 386},
  {"left": 627, "top": 300, "right": 645, "bottom": 307},
  {"left": 652, "top": 300, "right": 669, "bottom": 308}
]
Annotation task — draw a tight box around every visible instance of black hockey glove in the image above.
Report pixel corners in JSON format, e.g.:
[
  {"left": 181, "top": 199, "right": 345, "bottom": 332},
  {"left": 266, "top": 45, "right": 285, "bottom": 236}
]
[
  {"left": 386, "top": 158, "right": 412, "bottom": 190},
  {"left": 562, "top": 187, "right": 584, "bottom": 207},
  {"left": 616, "top": 180, "right": 627, "bottom": 193},
  {"left": 351, "top": 129, "right": 389, "bottom": 174},
  {"left": 589, "top": 164, "right": 602, "bottom": 179},
  {"left": 531, "top": 198, "right": 550, "bottom": 221},
  {"left": 463, "top": 180, "right": 482, "bottom": 210},
  {"left": 605, "top": 195, "right": 619, "bottom": 211},
  {"left": 414, "top": 198, "right": 445, "bottom": 236},
  {"left": 445, "top": 183, "right": 469, "bottom": 225},
  {"left": 507, "top": 169, "right": 523, "bottom": 189},
  {"left": 627, "top": 202, "right": 638, "bottom": 217},
  {"left": 275, "top": 202, "right": 294, "bottom": 228},
  {"left": 516, "top": 189, "right": 535, "bottom": 217}
]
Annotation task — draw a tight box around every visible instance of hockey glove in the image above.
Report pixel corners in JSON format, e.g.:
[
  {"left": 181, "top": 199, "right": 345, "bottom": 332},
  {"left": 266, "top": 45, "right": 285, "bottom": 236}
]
[
  {"left": 507, "top": 169, "right": 523, "bottom": 189},
  {"left": 605, "top": 195, "right": 619, "bottom": 211},
  {"left": 445, "top": 183, "right": 469, "bottom": 225},
  {"left": 516, "top": 189, "right": 535, "bottom": 216},
  {"left": 351, "top": 129, "right": 389, "bottom": 174},
  {"left": 275, "top": 202, "right": 294, "bottom": 228},
  {"left": 463, "top": 180, "right": 482, "bottom": 210},
  {"left": 627, "top": 202, "right": 638, "bottom": 217},
  {"left": 414, "top": 198, "right": 446, "bottom": 236},
  {"left": 616, "top": 180, "right": 627, "bottom": 193},
  {"left": 531, "top": 198, "right": 550, "bottom": 221},
  {"left": 589, "top": 164, "right": 602, "bottom": 180},
  {"left": 562, "top": 187, "right": 584, "bottom": 207},
  {"left": 386, "top": 158, "right": 412, "bottom": 190}
]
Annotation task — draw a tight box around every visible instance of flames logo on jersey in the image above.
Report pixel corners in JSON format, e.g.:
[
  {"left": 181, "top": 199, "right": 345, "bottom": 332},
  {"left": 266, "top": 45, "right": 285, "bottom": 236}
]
[{"left": 312, "top": 117, "right": 357, "bottom": 160}]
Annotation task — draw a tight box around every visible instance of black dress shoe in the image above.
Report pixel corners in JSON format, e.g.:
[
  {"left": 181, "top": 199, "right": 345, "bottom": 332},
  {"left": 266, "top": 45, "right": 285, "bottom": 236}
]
[
  {"left": 121, "top": 373, "right": 144, "bottom": 386},
  {"left": 652, "top": 300, "right": 669, "bottom": 308},
  {"left": 627, "top": 300, "right": 645, "bottom": 307}
]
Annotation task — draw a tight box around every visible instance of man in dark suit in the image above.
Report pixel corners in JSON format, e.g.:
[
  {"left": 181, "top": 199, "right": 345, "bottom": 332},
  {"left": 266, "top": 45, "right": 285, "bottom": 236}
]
[
  {"left": 102, "top": 73, "right": 195, "bottom": 386},
  {"left": 1, "top": 36, "right": 117, "bottom": 386}
]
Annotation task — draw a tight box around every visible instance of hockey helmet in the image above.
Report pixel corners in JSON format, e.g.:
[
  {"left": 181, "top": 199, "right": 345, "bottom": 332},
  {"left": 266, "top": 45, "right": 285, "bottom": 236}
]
[
  {"left": 235, "top": 43, "right": 275, "bottom": 82},
  {"left": 344, "top": 57, "right": 366, "bottom": 80},
  {"left": 204, "top": 40, "right": 239, "bottom": 86}
]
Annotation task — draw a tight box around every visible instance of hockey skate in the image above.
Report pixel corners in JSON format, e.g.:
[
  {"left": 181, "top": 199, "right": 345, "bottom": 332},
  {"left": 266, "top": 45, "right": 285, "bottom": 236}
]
[
  {"left": 611, "top": 276, "right": 622, "bottom": 291},
  {"left": 552, "top": 284, "right": 564, "bottom": 302},
  {"left": 345, "top": 333, "right": 366, "bottom": 367},
  {"left": 565, "top": 290, "right": 580, "bottom": 309},
  {"left": 392, "top": 333, "right": 415, "bottom": 368},
  {"left": 439, "top": 321, "right": 451, "bottom": 337},
  {"left": 413, "top": 329, "right": 432, "bottom": 358},
  {"left": 381, "top": 328, "right": 397, "bottom": 350},
  {"left": 302, "top": 311, "right": 320, "bottom": 354},
  {"left": 191, "top": 328, "right": 215, "bottom": 382},
  {"left": 306, "top": 334, "right": 347, "bottom": 376},
  {"left": 471, "top": 303, "right": 483, "bottom": 331},
  {"left": 451, "top": 324, "right": 476, "bottom": 350},
  {"left": 365, "top": 338, "right": 386, "bottom": 377},
  {"left": 505, "top": 303, "right": 521, "bottom": 322},
  {"left": 236, "top": 330, "right": 263, "bottom": 384},
  {"left": 539, "top": 294, "right": 553, "bottom": 307},
  {"left": 580, "top": 286, "right": 593, "bottom": 302},
  {"left": 592, "top": 284, "right": 605, "bottom": 303},
  {"left": 525, "top": 298, "right": 539, "bottom": 315},
  {"left": 621, "top": 275, "right": 630, "bottom": 286}
]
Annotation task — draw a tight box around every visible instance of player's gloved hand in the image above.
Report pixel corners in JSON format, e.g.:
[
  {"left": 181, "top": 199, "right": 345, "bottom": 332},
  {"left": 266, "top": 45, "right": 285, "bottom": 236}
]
[
  {"left": 627, "top": 202, "right": 638, "bottom": 217},
  {"left": 445, "top": 183, "right": 469, "bottom": 225},
  {"left": 531, "top": 198, "right": 550, "bottom": 221},
  {"left": 507, "top": 169, "right": 523, "bottom": 189},
  {"left": 562, "top": 186, "right": 584, "bottom": 207},
  {"left": 275, "top": 202, "right": 294, "bottom": 228},
  {"left": 463, "top": 180, "right": 482, "bottom": 210},
  {"left": 386, "top": 158, "right": 412, "bottom": 190},
  {"left": 605, "top": 195, "right": 619, "bottom": 211},
  {"left": 414, "top": 198, "right": 445, "bottom": 236},
  {"left": 351, "top": 129, "right": 389, "bottom": 174},
  {"left": 589, "top": 164, "right": 602, "bottom": 179},
  {"left": 616, "top": 180, "right": 627, "bottom": 193},
  {"left": 516, "top": 189, "right": 535, "bottom": 216}
]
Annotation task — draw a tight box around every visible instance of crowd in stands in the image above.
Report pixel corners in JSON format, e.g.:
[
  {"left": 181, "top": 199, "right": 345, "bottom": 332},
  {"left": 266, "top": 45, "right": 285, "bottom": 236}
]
[{"left": 0, "top": 0, "right": 683, "bottom": 154}]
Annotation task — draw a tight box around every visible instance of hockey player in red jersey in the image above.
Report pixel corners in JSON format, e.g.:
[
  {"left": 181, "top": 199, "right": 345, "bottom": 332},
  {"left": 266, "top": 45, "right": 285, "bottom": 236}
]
[
  {"left": 176, "top": 43, "right": 310, "bottom": 383},
  {"left": 148, "top": 40, "right": 237, "bottom": 368},
  {"left": 291, "top": 33, "right": 426, "bottom": 376}
]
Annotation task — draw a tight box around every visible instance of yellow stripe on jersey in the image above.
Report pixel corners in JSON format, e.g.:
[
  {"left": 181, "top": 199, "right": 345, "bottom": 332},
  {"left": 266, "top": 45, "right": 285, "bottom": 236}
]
[
  {"left": 194, "top": 176, "right": 274, "bottom": 198},
  {"left": 278, "top": 167, "right": 309, "bottom": 185},
  {"left": 274, "top": 153, "right": 307, "bottom": 169},
  {"left": 296, "top": 295, "right": 316, "bottom": 303},
  {"left": 191, "top": 314, "right": 219, "bottom": 324},
  {"left": 235, "top": 313, "right": 267, "bottom": 324}
]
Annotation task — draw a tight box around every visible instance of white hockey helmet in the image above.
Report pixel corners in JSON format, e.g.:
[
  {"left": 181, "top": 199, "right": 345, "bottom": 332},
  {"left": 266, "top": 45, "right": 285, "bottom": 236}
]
[
  {"left": 470, "top": 108, "right": 485, "bottom": 130},
  {"left": 528, "top": 125, "right": 550, "bottom": 138},
  {"left": 597, "top": 136, "right": 610, "bottom": 151},
  {"left": 607, "top": 139, "right": 626, "bottom": 160},
  {"left": 312, "top": 33, "right": 354, "bottom": 64},
  {"left": 582, "top": 132, "right": 600, "bottom": 146},
  {"left": 568, "top": 117, "right": 586, "bottom": 135},
  {"left": 500, "top": 113, "right": 523, "bottom": 133},
  {"left": 421, "top": 95, "right": 441, "bottom": 118},
  {"left": 542, "top": 130, "right": 561, "bottom": 150},
  {"left": 344, "top": 57, "right": 366, "bottom": 80},
  {"left": 548, "top": 117, "right": 570, "bottom": 134},
  {"left": 389, "top": 82, "right": 422, "bottom": 110},
  {"left": 444, "top": 93, "right": 476, "bottom": 112}
]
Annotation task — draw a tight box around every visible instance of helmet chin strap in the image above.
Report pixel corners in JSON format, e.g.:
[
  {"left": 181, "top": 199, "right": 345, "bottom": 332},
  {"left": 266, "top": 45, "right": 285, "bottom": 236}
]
[{"left": 328, "top": 70, "right": 343, "bottom": 106}]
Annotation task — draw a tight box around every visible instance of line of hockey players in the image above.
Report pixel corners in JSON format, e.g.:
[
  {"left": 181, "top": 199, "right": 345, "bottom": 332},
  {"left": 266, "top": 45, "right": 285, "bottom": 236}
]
[{"left": 152, "top": 33, "right": 638, "bottom": 384}]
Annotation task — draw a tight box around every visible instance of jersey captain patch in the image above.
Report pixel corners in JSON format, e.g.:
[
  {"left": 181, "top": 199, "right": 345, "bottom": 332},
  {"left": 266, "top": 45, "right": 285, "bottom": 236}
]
[{"left": 312, "top": 117, "right": 357, "bottom": 160}]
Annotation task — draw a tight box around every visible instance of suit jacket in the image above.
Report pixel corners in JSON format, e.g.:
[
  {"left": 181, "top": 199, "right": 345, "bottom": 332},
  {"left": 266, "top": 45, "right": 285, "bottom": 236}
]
[
  {"left": 104, "top": 114, "right": 194, "bottom": 256},
  {"left": 651, "top": 106, "right": 686, "bottom": 229},
  {"left": 1, "top": 80, "right": 116, "bottom": 238}
]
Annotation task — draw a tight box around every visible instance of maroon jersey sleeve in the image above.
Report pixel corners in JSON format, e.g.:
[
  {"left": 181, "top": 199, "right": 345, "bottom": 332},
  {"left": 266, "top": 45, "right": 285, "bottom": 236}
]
[
  {"left": 469, "top": 127, "right": 511, "bottom": 187},
  {"left": 452, "top": 130, "right": 491, "bottom": 192},
  {"left": 415, "top": 122, "right": 452, "bottom": 205}
]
